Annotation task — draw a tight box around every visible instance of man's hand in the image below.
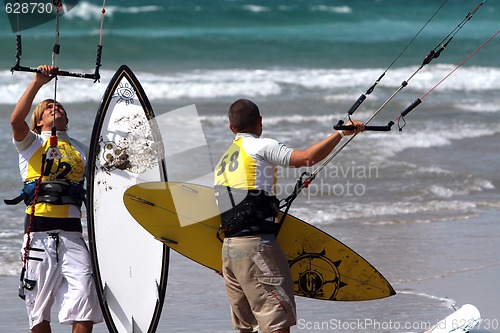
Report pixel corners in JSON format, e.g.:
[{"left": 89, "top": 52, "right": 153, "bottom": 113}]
[
  {"left": 343, "top": 120, "right": 365, "bottom": 136},
  {"left": 34, "top": 65, "right": 57, "bottom": 86}
]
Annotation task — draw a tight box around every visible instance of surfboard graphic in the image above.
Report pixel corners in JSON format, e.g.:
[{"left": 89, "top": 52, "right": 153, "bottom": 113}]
[
  {"left": 123, "top": 181, "right": 396, "bottom": 301},
  {"left": 87, "top": 65, "right": 169, "bottom": 332}
]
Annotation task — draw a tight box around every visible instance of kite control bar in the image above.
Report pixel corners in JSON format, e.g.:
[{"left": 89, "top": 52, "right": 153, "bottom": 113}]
[
  {"left": 333, "top": 121, "right": 392, "bottom": 132},
  {"left": 10, "top": 0, "right": 105, "bottom": 82},
  {"left": 334, "top": 98, "right": 423, "bottom": 132},
  {"left": 11, "top": 63, "right": 101, "bottom": 81},
  {"left": 10, "top": 35, "right": 102, "bottom": 81}
]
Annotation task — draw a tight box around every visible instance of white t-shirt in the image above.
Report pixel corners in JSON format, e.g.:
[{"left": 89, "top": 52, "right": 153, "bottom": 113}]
[{"left": 214, "top": 133, "right": 293, "bottom": 196}]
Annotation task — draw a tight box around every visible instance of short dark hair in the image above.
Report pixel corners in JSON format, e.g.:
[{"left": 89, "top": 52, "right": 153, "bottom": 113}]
[{"left": 228, "top": 99, "right": 261, "bottom": 133}]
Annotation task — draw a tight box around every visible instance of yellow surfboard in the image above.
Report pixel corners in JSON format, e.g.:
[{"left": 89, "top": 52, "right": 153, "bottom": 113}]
[{"left": 123, "top": 181, "right": 395, "bottom": 301}]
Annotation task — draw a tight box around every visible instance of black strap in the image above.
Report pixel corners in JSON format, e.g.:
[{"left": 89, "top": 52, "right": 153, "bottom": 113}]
[
  {"left": 24, "top": 215, "right": 82, "bottom": 233},
  {"left": 215, "top": 186, "right": 279, "bottom": 238},
  {"left": 4, "top": 193, "right": 25, "bottom": 205},
  {"left": 5, "top": 180, "right": 85, "bottom": 207}
]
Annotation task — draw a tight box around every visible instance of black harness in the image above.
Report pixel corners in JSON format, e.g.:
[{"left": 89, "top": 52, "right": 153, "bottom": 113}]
[
  {"left": 214, "top": 185, "right": 279, "bottom": 238},
  {"left": 5, "top": 180, "right": 86, "bottom": 207}
]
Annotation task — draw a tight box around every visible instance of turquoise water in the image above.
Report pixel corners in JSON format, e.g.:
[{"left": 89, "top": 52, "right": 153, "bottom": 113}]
[{"left": 0, "top": 1, "right": 499, "bottom": 332}]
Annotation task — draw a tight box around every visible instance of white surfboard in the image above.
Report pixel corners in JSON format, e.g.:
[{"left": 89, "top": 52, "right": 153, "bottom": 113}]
[
  {"left": 424, "top": 304, "right": 481, "bottom": 333},
  {"left": 87, "top": 65, "right": 169, "bottom": 333}
]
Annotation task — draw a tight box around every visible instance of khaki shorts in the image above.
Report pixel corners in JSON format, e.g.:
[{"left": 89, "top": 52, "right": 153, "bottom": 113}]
[
  {"left": 222, "top": 234, "right": 296, "bottom": 333},
  {"left": 22, "top": 231, "right": 103, "bottom": 329}
]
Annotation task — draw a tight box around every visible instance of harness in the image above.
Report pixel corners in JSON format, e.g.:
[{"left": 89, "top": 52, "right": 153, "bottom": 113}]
[
  {"left": 215, "top": 185, "right": 279, "bottom": 239},
  {"left": 5, "top": 180, "right": 86, "bottom": 207}
]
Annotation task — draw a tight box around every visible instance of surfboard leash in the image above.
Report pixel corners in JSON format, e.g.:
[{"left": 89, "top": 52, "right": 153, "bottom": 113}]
[
  {"left": 19, "top": 154, "right": 47, "bottom": 300},
  {"left": 10, "top": 0, "right": 107, "bottom": 82}
]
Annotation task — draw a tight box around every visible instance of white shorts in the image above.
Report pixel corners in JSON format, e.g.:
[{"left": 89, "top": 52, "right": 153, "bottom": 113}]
[{"left": 21, "top": 231, "right": 103, "bottom": 329}]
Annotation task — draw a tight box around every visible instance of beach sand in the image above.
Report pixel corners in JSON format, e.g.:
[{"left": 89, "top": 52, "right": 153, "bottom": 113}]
[
  {"left": 406, "top": 265, "right": 500, "bottom": 333},
  {"left": 1, "top": 254, "right": 498, "bottom": 332}
]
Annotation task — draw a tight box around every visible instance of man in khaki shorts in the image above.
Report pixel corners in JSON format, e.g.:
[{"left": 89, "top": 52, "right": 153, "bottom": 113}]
[{"left": 214, "top": 99, "right": 364, "bottom": 332}]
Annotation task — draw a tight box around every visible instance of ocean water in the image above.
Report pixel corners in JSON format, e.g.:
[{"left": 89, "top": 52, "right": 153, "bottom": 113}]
[{"left": 0, "top": 0, "right": 499, "bottom": 332}]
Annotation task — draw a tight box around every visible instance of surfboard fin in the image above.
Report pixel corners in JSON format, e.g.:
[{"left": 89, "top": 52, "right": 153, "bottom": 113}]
[{"left": 156, "top": 237, "right": 179, "bottom": 245}]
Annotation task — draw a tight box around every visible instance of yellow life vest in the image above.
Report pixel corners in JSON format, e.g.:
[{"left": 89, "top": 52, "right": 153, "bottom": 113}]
[
  {"left": 17, "top": 132, "right": 86, "bottom": 218},
  {"left": 214, "top": 136, "right": 278, "bottom": 193}
]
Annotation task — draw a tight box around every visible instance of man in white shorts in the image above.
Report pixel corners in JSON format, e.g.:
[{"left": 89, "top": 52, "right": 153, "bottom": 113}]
[
  {"left": 214, "top": 99, "right": 364, "bottom": 333},
  {"left": 8, "top": 65, "right": 102, "bottom": 332}
]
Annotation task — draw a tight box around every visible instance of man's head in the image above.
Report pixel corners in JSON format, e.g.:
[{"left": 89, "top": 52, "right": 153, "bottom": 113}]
[
  {"left": 228, "top": 99, "right": 262, "bottom": 135},
  {"left": 31, "top": 99, "right": 68, "bottom": 134}
]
